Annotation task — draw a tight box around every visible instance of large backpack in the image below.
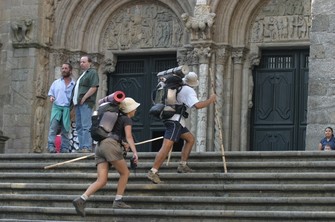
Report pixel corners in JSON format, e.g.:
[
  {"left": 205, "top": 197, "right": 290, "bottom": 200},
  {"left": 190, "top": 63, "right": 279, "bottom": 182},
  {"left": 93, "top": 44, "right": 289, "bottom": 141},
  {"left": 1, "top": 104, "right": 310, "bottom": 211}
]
[
  {"left": 149, "top": 75, "right": 187, "bottom": 120},
  {"left": 90, "top": 91, "right": 125, "bottom": 142}
]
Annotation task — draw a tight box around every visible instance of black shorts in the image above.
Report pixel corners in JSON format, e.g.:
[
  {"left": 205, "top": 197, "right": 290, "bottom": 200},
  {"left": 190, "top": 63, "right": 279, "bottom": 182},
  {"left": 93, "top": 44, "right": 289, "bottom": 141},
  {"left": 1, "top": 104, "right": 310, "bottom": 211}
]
[{"left": 163, "top": 120, "right": 189, "bottom": 142}]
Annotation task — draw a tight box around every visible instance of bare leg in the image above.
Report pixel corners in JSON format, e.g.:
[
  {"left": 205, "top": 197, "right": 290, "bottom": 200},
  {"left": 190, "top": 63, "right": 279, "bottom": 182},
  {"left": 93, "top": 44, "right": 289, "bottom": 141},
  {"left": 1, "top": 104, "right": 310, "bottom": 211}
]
[
  {"left": 152, "top": 138, "right": 174, "bottom": 170},
  {"left": 111, "top": 159, "right": 130, "bottom": 195},
  {"left": 180, "top": 132, "right": 195, "bottom": 162},
  {"left": 83, "top": 162, "right": 109, "bottom": 197}
]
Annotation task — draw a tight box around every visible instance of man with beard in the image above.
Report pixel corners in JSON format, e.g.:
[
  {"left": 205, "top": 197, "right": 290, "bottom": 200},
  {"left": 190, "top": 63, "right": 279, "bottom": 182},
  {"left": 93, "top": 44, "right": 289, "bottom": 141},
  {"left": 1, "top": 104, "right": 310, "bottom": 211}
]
[{"left": 47, "top": 63, "right": 76, "bottom": 153}]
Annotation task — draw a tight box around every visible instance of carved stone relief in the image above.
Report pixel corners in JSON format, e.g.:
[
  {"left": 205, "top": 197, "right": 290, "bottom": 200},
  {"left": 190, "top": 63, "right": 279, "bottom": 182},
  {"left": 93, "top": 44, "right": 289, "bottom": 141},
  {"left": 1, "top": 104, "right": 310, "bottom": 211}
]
[
  {"left": 250, "top": 0, "right": 311, "bottom": 43},
  {"left": 102, "top": 3, "right": 183, "bottom": 50},
  {"left": 11, "top": 19, "right": 33, "bottom": 43}
]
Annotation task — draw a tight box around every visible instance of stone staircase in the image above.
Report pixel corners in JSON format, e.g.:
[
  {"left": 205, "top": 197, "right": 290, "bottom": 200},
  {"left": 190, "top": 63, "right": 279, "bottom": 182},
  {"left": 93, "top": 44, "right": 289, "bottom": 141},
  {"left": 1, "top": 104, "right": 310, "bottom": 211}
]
[{"left": 0, "top": 151, "right": 335, "bottom": 221}]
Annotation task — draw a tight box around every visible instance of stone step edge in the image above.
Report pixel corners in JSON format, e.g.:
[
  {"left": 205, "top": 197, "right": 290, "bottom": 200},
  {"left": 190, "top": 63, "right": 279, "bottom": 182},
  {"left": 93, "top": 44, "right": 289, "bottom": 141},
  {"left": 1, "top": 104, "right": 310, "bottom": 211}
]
[
  {"left": 3, "top": 161, "right": 335, "bottom": 169},
  {"left": 2, "top": 172, "right": 335, "bottom": 179},
  {"left": 0, "top": 194, "right": 334, "bottom": 204},
  {"left": 1, "top": 182, "right": 335, "bottom": 191},
  {"left": 0, "top": 151, "right": 334, "bottom": 159},
  {"left": 1, "top": 206, "right": 335, "bottom": 219}
]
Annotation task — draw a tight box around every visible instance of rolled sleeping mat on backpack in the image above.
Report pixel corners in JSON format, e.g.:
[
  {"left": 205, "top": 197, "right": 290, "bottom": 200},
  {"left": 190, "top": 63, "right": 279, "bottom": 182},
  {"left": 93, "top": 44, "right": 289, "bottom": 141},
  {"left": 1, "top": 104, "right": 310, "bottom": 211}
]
[
  {"left": 157, "top": 65, "right": 189, "bottom": 79},
  {"left": 98, "top": 91, "right": 126, "bottom": 105}
]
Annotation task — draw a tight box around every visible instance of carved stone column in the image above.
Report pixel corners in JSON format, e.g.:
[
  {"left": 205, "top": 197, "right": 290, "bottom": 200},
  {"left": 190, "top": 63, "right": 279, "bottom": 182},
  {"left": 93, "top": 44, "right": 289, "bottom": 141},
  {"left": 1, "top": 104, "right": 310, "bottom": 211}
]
[
  {"left": 231, "top": 47, "right": 247, "bottom": 151},
  {"left": 100, "top": 52, "right": 117, "bottom": 102},
  {"left": 240, "top": 53, "right": 261, "bottom": 150},
  {"left": 192, "top": 46, "right": 211, "bottom": 152},
  {"left": 213, "top": 45, "right": 230, "bottom": 152}
]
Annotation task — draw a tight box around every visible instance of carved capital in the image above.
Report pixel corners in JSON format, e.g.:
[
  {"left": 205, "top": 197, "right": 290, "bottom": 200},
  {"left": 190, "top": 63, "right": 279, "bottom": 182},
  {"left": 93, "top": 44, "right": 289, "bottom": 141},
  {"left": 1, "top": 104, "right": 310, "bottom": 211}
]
[
  {"left": 232, "top": 47, "right": 247, "bottom": 64},
  {"left": 177, "top": 48, "right": 188, "bottom": 66},
  {"left": 215, "top": 45, "right": 231, "bottom": 65},
  {"left": 182, "top": 4, "right": 215, "bottom": 41},
  {"left": 193, "top": 46, "right": 211, "bottom": 64}
]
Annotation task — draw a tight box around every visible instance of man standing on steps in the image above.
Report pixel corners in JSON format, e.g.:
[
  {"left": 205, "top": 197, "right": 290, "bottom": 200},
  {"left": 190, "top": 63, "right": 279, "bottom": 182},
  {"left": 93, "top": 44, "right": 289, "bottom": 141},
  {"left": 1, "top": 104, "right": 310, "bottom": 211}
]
[
  {"left": 147, "top": 74, "right": 216, "bottom": 184},
  {"left": 47, "top": 63, "right": 75, "bottom": 153},
  {"left": 72, "top": 55, "right": 99, "bottom": 153}
]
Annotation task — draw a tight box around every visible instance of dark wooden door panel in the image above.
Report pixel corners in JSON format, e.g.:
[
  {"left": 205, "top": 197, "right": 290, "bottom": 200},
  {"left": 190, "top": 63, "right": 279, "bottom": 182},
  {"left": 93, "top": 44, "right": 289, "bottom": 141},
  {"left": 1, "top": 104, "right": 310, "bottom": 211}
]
[
  {"left": 251, "top": 50, "right": 309, "bottom": 151},
  {"left": 255, "top": 70, "right": 294, "bottom": 124},
  {"left": 253, "top": 127, "right": 294, "bottom": 151}
]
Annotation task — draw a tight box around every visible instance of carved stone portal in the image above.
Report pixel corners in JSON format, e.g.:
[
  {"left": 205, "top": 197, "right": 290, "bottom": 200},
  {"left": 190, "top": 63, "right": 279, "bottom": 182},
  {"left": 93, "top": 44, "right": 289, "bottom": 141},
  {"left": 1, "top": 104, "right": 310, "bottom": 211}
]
[{"left": 102, "top": 3, "right": 184, "bottom": 50}]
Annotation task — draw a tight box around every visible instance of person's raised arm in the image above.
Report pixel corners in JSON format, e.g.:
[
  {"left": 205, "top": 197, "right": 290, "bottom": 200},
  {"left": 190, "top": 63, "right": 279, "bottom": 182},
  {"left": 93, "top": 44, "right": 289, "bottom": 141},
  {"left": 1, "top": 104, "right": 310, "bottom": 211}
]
[{"left": 194, "top": 94, "right": 216, "bottom": 109}]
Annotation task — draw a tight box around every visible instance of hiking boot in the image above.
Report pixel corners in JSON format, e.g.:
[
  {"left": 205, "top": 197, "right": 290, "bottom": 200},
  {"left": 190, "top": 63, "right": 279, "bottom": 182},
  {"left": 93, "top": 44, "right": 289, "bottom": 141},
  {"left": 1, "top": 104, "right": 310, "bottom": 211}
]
[
  {"left": 177, "top": 163, "right": 194, "bottom": 173},
  {"left": 147, "top": 170, "right": 162, "bottom": 184},
  {"left": 78, "top": 148, "right": 92, "bottom": 153},
  {"left": 112, "top": 199, "right": 131, "bottom": 209},
  {"left": 72, "top": 197, "right": 86, "bottom": 217}
]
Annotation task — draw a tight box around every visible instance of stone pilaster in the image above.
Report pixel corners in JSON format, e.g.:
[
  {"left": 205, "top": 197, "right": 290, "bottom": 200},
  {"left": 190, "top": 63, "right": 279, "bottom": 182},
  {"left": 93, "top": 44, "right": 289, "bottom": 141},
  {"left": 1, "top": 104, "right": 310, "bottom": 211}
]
[
  {"left": 213, "top": 45, "right": 230, "bottom": 152},
  {"left": 231, "top": 47, "right": 247, "bottom": 151},
  {"left": 192, "top": 46, "right": 211, "bottom": 152}
]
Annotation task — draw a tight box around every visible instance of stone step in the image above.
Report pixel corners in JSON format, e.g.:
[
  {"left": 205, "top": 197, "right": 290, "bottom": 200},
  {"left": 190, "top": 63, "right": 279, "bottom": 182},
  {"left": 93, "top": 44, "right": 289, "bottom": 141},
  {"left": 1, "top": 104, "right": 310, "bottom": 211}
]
[
  {"left": 1, "top": 206, "right": 335, "bottom": 222},
  {"left": 1, "top": 194, "right": 335, "bottom": 211},
  {"left": 0, "top": 182, "right": 334, "bottom": 197},
  {"left": 1, "top": 172, "right": 335, "bottom": 184},
  {"left": 1, "top": 160, "right": 335, "bottom": 173},
  {"left": 1, "top": 151, "right": 335, "bottom": 164}
]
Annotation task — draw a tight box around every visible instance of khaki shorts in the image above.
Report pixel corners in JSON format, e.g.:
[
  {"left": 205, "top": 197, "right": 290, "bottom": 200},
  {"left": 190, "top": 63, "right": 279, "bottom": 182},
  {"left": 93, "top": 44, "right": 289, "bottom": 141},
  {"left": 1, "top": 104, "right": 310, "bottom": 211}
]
[{"left": 95, "top": 138, "right": 124, "bottom": 165}]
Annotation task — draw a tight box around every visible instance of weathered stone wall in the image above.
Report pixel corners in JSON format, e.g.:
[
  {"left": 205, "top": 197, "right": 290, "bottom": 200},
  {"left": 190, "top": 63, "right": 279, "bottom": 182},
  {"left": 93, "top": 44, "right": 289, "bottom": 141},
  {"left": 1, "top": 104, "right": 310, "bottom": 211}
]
[{"left": 306, "top": 0, "right": 335, "bottom": 150}]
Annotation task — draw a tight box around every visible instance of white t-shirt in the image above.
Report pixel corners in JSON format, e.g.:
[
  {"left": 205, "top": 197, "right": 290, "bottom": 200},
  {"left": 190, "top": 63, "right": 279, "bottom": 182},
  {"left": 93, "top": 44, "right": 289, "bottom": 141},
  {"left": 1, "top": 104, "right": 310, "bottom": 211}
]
[
  {"left": 168, "top": 85, "right": 199, "bottom": 126},
  {"left": 72, "top": 71, "right": 86, "bottom": 105}
]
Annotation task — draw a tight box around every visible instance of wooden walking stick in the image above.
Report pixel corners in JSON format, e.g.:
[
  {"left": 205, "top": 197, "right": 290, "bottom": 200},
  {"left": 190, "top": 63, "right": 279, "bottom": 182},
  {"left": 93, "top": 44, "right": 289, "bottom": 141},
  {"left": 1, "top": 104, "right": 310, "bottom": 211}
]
[
  {"left": 209, "top": 68, "right": 228, "bottom": 173},
  {"left": 44, "top": 136, "right": 164, "bottom": 169}
]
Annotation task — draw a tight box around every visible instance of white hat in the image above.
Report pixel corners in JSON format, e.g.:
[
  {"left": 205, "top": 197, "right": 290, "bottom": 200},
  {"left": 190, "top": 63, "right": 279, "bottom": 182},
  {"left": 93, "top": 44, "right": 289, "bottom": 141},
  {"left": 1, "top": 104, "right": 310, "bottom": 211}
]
[
  {"left": 119, "top": 97, "right": 140, "bottom": 113},
  {"left": 183, "top": 72, "right": 199, "bottom": 87}
]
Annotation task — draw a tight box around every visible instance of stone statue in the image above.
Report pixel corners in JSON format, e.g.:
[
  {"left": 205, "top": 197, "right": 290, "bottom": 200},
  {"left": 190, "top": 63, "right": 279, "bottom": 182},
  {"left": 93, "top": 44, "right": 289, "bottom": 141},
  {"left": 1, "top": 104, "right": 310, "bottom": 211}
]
[{"left": 11, "top": 19, "right": 33, "bottom": 42}]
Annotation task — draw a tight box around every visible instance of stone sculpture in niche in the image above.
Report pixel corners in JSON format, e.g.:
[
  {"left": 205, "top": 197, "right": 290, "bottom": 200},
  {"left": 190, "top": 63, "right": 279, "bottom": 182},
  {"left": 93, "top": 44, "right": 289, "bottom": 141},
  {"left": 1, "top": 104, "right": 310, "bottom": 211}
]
[{"left": 11, "top": 19, "right": 33, "bottom": 42}]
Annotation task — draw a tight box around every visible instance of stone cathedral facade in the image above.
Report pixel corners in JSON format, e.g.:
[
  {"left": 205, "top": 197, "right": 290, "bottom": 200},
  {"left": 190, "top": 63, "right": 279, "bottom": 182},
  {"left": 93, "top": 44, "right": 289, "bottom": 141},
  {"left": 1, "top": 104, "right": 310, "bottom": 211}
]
[{"left": 0, "top": 0, "right": 331, "bottom": 153}]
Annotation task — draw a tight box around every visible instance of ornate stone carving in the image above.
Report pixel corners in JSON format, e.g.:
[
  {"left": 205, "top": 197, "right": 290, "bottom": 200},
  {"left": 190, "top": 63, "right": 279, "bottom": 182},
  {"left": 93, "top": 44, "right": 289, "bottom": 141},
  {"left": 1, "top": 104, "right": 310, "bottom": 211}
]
[
  {"left": 232, "top": 47, "right": 246, "bottom": 64},
  {"left": 193, "top": 46, "right": 211, "bottom": 64},
  {"left": 177, "top": 48, "right": 188, "bottom": 66},
  {"left": 33, "top": 98, "right": 46, "bottom": 153},
  {"left": 102, "top": 3, "right": 183, "bottom": 50},
  {"left": 251, "top": 0, "right": 311, "bottom": 43},
  {"left": 215, "top": 46, "right": 230, "bottom": 65},
  {"left": 103, "top": 57, "right": 117, "bottom": 74},
  {"left": 44, "top": 0, "right": 61, "bottom": 46},
  {"left": 181, "top": 4, "right": 215, "bottom": 41},
  {"left": 11, "top": 19, "right": 33, "bottom": 43}
]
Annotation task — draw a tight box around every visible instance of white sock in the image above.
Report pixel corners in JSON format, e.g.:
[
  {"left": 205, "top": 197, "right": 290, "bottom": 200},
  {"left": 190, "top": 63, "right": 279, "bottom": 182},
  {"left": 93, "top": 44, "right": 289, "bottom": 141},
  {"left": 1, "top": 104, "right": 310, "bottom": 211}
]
[
  {"left": 115, "top": 195, "right": 122, "bottom": 201},
  {"left": 180, "top": 161, "right": 187, "bottom": 166},
  {"left": 150, "top": 168, "right": 158, "bottom": 173},
  {"left": 81, "top": 194, "right": 88, "bottom": 201}
]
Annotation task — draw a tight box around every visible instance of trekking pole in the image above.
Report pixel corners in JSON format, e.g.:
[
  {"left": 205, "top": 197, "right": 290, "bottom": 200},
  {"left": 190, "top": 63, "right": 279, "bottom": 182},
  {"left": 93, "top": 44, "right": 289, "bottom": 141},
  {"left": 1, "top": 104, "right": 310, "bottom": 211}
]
[
  {"left": 44, "top": 136, "right": 164, "bottom": 169},
  {"left": 209, "top": 68, "right": 228, "bottom": 173},
  {"left": 166, "top": 148, "right": 172, "bottom": 166}
]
